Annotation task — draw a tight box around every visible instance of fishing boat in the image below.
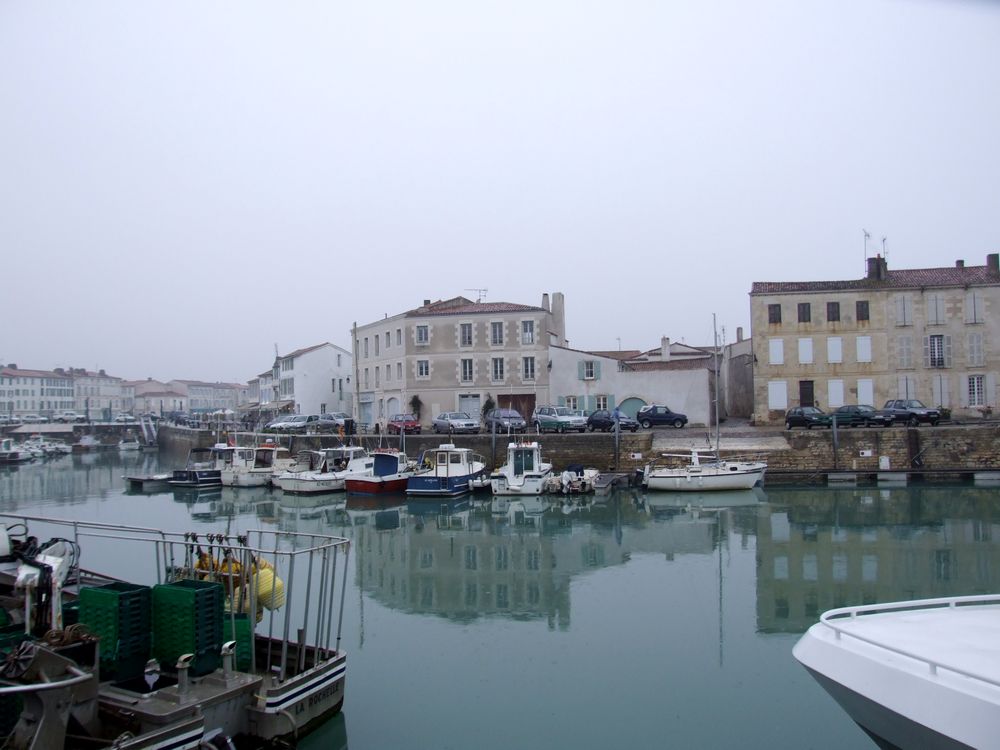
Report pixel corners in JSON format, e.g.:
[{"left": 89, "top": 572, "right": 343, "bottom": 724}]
[
  {"left": 542, "top": 464, "right": 600, "bottom": 494},
  {"left": 275, "top": 446, "right": 372, "bottom": 494},
  {"left": 118, "top": 437, "right": 142, "bottom": 452},
  {"left": 489, "top": 440, "right": 553, "bottom": 496},
  {"left": 344, "top": 449, "right": 424, "bottom": 494},
  {"left": 218, "top": 446, "right": 257, "bottom": 487},
  {"left": 221, "top": 443, "right": 295, "bottom": 488},
  {"left": 0, "top": 437, "right": 33, "bottom": 464},
  {"left": 0, "top": 512, "right": 350, "bottom": 749},
  {"left": 167, "top": 444, "right": 230, "bottom": 488},
  {"left": 794, "top": 595, "right": 1000, "bottom": 750},
  {"left": 405, "top": 444, "right": 486, "bottom": 498}
]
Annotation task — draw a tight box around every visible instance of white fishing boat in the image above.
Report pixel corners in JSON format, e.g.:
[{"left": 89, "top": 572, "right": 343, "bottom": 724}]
[
  {"left": 641, "top": 449, "right": 767, "bottom": 491},
  {"left": 542, "top": 464, "right": 601, "bottom": 494},
  {"left": 489, "top": 440, "right": 553, "bottom": 496},
  {"left": 406, "top": 444, "right": 486, "bottom": 497},
  {"left": 275, "top": 446, "right": 372, "bottom": 494},
  {"left": 222, "top": 443, "right": 295, "bottom": 488},
  {"left": 118, "top": 437, "right": 142, "bottom": 452},
  {"left": 168, "top": 444, "right": 230, "bottom": 488},
  {"left": 0, "top": 437, "right": 33, "bottom": 464},
  {"left": 793, "top": 595, "right": 1000, "bottom": 750},
  {"left": 0, "top": 512, "right": 350, "bottom": 749}
]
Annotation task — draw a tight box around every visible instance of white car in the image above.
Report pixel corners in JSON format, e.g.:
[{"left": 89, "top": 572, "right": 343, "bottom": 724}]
[{"left": 114, "top": 414, "right": 136, "bottom": 423}]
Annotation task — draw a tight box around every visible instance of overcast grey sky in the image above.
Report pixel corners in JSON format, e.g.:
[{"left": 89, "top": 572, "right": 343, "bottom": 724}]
[{"left": 2, "top": 0, "right": 997, "bottom": 383}]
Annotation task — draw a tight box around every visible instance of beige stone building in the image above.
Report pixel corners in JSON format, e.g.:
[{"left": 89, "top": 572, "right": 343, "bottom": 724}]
[
  {"left": 750, "top": 253, "right": 1000, "bottom": 425},
  {"left": 352, "top": 293, "right": 567, "bottom": 429}
]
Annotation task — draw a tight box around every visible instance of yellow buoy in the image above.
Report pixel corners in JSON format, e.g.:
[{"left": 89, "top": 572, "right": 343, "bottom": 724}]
[{"left": 254, "top": 567, "right": 286, "bottom": 610}]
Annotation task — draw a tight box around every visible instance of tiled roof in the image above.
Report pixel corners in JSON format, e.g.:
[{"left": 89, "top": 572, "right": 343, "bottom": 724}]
[
  {"left": 406, "top": 296, "right": 544, "bottom": 317},
  {"left": 136, "top": 390, "right": 186, "bottom": 398},
  {"left": 588, "top": 350, "right": 643, "bottom": 361},
  {"left": 1, "top": 367, "right": 72, "bottom": 379},
  {"left": 174, "top": 380, "right": 245, "bottom": 389},
  {"left": 752, "top": 263, "right": 1000, "bottom": 294},
  {"left": 279, "top": 342, "right": 331, "bottom": 360},
  {"left": 620, "top": 359, "right": 713, "bottom": 372}
]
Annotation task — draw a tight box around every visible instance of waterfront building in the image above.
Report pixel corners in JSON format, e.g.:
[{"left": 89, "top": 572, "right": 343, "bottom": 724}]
[
  {"left": 750, "top": 253, "right": 1000, "bottom": 425},
  {"left": 69, "top": 368, "right": 124, "bottom": 420},
  {"left": 168, "top": 380, "right": 248, "bottom": 414},
  {"left": 0, "top": 366, "right": 75, "bottom": 418},
  {"left": 351, "top": 293, "right": 567, "bottom": 429},
  {"left": 249, "top": 342, "right": 354, "bottom": 419}
]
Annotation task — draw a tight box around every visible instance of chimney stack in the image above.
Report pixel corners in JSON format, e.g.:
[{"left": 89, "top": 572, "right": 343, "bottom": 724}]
[
  {"left": 988, "top": 253, "right": 1000, "bottom": 275},
  {"left": 956, "top": 260, "right": 965, "bottom": 268},
  {"left": 866, "top": 255, "right": 888, "bottom": 281},
  {"left": 736, "top": 327, "right": 744, "bottom": 343},
  {"left": 551, "top": 292, "right": 566, "bottom": 345},
  {"left": 661, "top": 337, "right": 671, "bottom": 361},
  {"left": 541, "top": 293, "right": 550, "bottom": 312}
]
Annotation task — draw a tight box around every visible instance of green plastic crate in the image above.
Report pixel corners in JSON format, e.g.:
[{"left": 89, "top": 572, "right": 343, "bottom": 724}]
[
  {"left": 79, "top": 582, "right": 151, "bottom": 682},
  {"left": 225, "top": 613, "right": 253, "bottom": 672},
  {"left": 152, "top": 579, "right": 223, "bottom": 676}
]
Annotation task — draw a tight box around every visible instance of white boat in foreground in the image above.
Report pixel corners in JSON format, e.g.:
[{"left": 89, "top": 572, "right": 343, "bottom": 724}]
[
  {"left": 793, "top": 595, "right": 1000, "bottom": 750},
  {"left": 641, "top": 449, "right": 766, "bottom": 491},
  {"left": 490, "top": 441, "right": 553, "bottom": 496}
]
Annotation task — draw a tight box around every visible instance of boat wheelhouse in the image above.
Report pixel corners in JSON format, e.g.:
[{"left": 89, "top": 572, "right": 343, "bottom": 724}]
[
  {"left": 489, "top": 441, "right": 553, "bottom": 496},
  {"left": 406, "top": 444, "right": 486, "bottom": 498},
  {"left": 345, "top": 449, "right": 424, "bottom": 495}
]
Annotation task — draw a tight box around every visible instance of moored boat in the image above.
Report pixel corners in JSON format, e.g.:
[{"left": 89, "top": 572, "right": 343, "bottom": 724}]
[
  {"left": 0, "top": 512, "right": 351, "bottom": 749},
  {"left": 275, "top": 446, "right": 372, "bottom": 494},
  {"left": 793, "top": 595, "right": 1000, "bottom": 750},
  {"left": 490, "top": 440, "right": 553, "bottom": 496},
  {"left": 222, "top": 443, "right": 294, "bottom": 488},
  {"left": 168, "top": 444, "right": 230, "bottom": 488},
  {"left": 641, "top": 449, "right": 767, "bottom": 492},
  {"left": 405, "top": 444, "right": 485, "bottom": 497},
  {"left": 345, "top": 449, "right": 424, "bottom": 495}
]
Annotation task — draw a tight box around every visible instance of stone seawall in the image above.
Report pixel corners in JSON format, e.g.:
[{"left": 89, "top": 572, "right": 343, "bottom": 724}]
[{"left": 158, "top": 423, "right": 1000, "bottom": 483}]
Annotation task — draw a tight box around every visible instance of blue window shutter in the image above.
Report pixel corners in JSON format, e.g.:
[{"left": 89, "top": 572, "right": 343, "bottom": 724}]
[
  {"left": 587, "top": 395, "right": 596, "bottom": 412},
  {"left": 577, "top": 361, "right": 585, "bottom": 380},
  {"left": 558, "top": 395, "right": 565, "bottom": 406},
  {"left": 608, "top": 395, "right": 615, "bottom": 409},
  {"left": 595, "top": 362, "right": 602, "bottom": 379}
]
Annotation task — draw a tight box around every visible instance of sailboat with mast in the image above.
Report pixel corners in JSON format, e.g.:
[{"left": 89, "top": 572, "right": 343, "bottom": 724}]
[{"left": 640, "top": 316, "right": 767, "bottom": 492}]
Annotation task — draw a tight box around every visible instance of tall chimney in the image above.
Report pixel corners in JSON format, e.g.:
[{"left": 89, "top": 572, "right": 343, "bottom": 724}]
[
  {"left": 661, "top": 337, "right": 671, "bottom": 361},
  {"left": 956, "top": 260, "right": 965, "bottom": 268},
  {"left": 551, "top": 293, "right": 566, "bottom": 345},
  {"left": 866, "top": 255, "right": 887, "bottom": 281},
  {"left": 736, "top": 327, "right": 744, "bottom": 343},
  {"left": 541, "top": 293, "right": 550, "bottom": 312}
]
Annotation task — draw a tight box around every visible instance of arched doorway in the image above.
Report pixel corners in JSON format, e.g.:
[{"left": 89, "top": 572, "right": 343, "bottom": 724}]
[
  {"left": 386, "top": 397, "right": 400, "bottom": 417},
  {"left": 617, "top": 397, "right": 646, "bottom": 419}
]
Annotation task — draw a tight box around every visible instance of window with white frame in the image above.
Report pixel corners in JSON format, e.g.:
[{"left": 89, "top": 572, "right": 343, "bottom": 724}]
[
  {"left": 491, "top": 322, "right": 504, "bottom": 345},
  {"left": 767, "top": 381, "right": 788, "bottom": 410},
  {"left": 798, "top": 338, "right": 814, "bottom": 364},
  {"left": 416, "top": 325, "right": 429, "bottom": 345},
  {"left": 926, "top": 334, "right": 950, "bottom": 368},
  {"left": 491, "top": 358, "right": 504, "bottom": 381},
  {"left": 926, "top": 293, "right": 946, "bottom": 325},
  {"left": 826, "top": 337, "right": 842, "bottom": 364},
  {"left": 584, "top": 361, "right": 595, "bottom": 379},
  {"left": 522, "top": 320, "right": 535, "bottom": 344},
  {"left": 596, "top": 396, "right": 608, "bottom": 410},
  {"left": 375, "top": 367, "right": 380, "bottom": 387},
  {"left": 857, "top": 336, "right": 872, "bottom": 363},
  {"left": 895, "top": 295, "right": 913, "bottom": 326},
  {"left": 898, "top": 336, "right": 913, "bottom": 368},
  {"left": 966, "top": 290, "right": 985, "bottom": 324},
  {"left": 968, "top": 332, "right": 985, "bottom": 367},
  {"left": 522, "top": 357, "right": 535, "bottom": 381},
  {"left": 374, "top": 336, "right": 379, "bottom": 356},
  {"left": 768, "top": 339, "right": 784, "bottom": 365},
  {"left": 385, "top": 332, "right": 390, "bottom": 349},
  {"left": 417, "top": 360, "right": 429, "bottom": 378},
  {"left": 363, "top": 368, "right": 369, "bottom": 388},
  {"left": 461, "top": 359, "right": 473, "bottom": 383},
  {"left": 396, "top": 328, "right": 402, "bottom": 346},
  {"left": 364, "top": 338, "right": 369, "bottom": 357},
  {"left": 460, "top": 323, "right": 473, "bottom": 347},
  {"left": 565, "top": 396, "right": 577, "bottom": 410},
  {"left": 969, "top": 374, "right": 986, "bottom": 406},
  {"left": 386, "top": 364, "right": 391, "bottom": 382}
]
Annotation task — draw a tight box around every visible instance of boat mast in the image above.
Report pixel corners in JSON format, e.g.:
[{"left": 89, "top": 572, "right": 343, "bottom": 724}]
[{"left": 713, "top": 314, "right": 721, "bottom": 453}]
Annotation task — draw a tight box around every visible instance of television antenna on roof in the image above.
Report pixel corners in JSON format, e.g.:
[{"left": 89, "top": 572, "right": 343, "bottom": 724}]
[{"left": 466, "top": 288, "right": 488, "bottom": 303}]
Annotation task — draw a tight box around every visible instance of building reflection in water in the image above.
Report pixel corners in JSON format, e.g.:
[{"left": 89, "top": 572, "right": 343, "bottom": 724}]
[{"left": 757, "top": 484, "right": 1000, "bottom": 633}]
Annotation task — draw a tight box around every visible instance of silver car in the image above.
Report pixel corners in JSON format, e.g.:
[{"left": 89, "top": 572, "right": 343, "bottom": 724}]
[
  {"left": 432, "top": 411, "right": 480, "bottom": 434},
  {"left": 483, "top": 408, "right": 527, "bottom": 433}
]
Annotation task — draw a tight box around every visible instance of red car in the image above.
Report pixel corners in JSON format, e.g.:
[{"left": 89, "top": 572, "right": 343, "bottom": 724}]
[{"left": 387, "top": 413, "right": 421, "bottom": 434}]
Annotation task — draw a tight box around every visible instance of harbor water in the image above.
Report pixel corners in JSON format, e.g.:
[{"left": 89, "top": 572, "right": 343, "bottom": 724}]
[{"left": 4, "top": 449, "right": 1000, "bottom": 749}]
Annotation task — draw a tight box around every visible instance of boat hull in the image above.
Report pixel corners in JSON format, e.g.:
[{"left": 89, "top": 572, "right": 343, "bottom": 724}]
[
  {"left": 221, "top": 469, "right": 272, "bottom": 488},
  {"left": 345, "top": 476, "right": 409, "bottom": 494},
  {"left": 249, "top": 651, "right": 347, "bottom": 741},
  {"left": 644, "top": 466, "right": 765, "bottom": 492},
  {"left": 794, "top": 597, "right": 1000, "bottom": 750},
  {"left": 406, "top": 473, "right": 480, "bottom": 497},
  {"left": 277, "top": 475, "right": 345, "bottom": 494},
  {"left": 490, "top": 473, "right": 551, "bottom": 496},
  {"left": 168, "top": 469, "right": 221, "bottom": 488}
]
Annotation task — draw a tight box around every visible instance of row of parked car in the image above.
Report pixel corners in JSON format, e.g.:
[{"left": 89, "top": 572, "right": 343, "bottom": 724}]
[
  {"left": 0, "top": 411, "right": 139, "bottom": 426},
  {"left": 261, "top": 404, "right": 691, "bottom": 436},
  {"left": 784, "top": 400, "right": 943, "bottom": 429}
]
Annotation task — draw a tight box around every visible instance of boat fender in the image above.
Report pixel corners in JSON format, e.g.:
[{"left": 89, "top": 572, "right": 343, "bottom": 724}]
[{"left": 254, "top": 567, "right": 286, "bottom": 610}]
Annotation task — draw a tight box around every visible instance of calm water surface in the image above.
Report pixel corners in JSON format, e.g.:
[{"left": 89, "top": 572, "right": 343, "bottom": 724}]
[{"left": 4, "top": 450, "right": 1000, "bottom": 749}]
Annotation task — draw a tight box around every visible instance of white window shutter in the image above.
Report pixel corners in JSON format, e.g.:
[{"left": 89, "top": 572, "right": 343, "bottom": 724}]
[
  {"left": 857, "top": 378, "right": 874, "bottom": 405},
  {"left": 798, "top": 338, "right": 813, "bottom": 364},
  {"left": 922, "top": 337, "right": 930, "bottom": 367},
  {"left": 828, "top": 380, "right": 845, "bottom": 407},
  {"left": 769, "top": 339, "right": 784, "bottom": 365},
  {"left": 959, "top": 376, "right": 969, "bottom": 408},
  {"left": 944, "top": 336, "right": 952, "bottom": 367},
  {"left": 827, "top": 337, "right": 842, "bottom": 364}
]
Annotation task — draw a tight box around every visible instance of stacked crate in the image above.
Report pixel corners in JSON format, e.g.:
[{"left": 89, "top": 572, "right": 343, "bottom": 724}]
[
  {"left": 78, "top": 581, "right": 151, "bottom": 682},
  {"left": 152, "top": 579, "right": 223, "bottom": 677}
]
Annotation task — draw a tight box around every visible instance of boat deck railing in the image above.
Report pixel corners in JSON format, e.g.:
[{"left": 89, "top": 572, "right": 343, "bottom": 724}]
[
  {"left": 0, "top": 513, "right": 351, "bottom": 682},
  {"left": 818, "top": 594, "right": 1000, "bottom": 689}
]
